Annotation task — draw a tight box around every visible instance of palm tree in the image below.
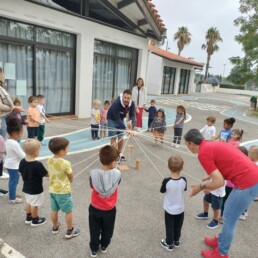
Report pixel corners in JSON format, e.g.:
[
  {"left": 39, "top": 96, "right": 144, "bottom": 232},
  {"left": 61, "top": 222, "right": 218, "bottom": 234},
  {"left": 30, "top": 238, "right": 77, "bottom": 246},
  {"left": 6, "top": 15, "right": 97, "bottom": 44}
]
[
  {"left": 174, "top": 27, "right": 192, "bottom": 56},
  {"left": 202, "top": 27, "right": 223, "bottom": 80}
]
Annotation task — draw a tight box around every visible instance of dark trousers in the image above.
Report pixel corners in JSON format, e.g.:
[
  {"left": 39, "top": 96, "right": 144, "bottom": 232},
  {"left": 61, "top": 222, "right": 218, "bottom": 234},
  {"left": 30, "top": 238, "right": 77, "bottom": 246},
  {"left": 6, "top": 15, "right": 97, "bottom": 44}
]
[
  {"left": 91, "top": 124, "right": 99, "bottom": 139},
  {"left": 173, "top": 128, "right": 183, "bottom": 144},
  {"left": 165, "top": 211, "right": 184, "bottom": 245},
  {"left": 148, "top": 118, "right": 154, "bottom": 129},
  {"left": 89, "top": 205, "right": 116, "bottom": 252},
  {"left": 221, "top": 186, "right": 233, "bottom": 216},
  {"left": 37, "top": 124, "right": 45, "bottom": 142},
  {"left": 0, "top": 160, "right": 3, "bottom": 177}
]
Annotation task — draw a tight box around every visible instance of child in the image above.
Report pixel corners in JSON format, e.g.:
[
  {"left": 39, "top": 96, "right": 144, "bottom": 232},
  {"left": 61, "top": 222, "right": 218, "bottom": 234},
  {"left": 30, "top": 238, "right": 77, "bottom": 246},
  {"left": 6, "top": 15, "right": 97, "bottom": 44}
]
[
  {"left": 160, "top": 155, "right": 187, "bottom": 251},
  {"left": 19, "top": 139, "right": 48, "bottom": 226},
  {"left": 27, "top": 96, "right": 40, "bottom": 139},
  {"left": 200, "top": 116, "right": 216, "bottom": 141},
  {"left": 172, "top": 105, "right": 186, "bottom": 148},
  {"left": 100, "top": 100, "right": 110, "bottom": 139},
  {"left": 89, "top": 145, "right": 121, "bottom": 257},
  {"left": 4, "top": 117, "right": 25, "bottom": 204},
  {"left": 47, "top": 137, "right": 80, "bottom": 239},
  {"left": 214, "top": 117, "right": 236, "bottom": 142},
  {"left": 228, "top": 129, "right": 243, "bottom": 147},
  {"left": 0, "top": 130, "right": 7, "bottom": 180},
  {"left": 10, "top": 97, "right": 26, "bottom": 125},
  {"left": 150, "top": 109, "right": 166, "bottom": 145},
  {"left": 91, "top": 99, "right": 101, "bottom": 140},
  {"left": 195, "top": 176, "right": 225, "bottom": 229},
  {"left": 145, "top": 99, "right": 157, "bottom": 132},
  {"left": 37, "top": 95, "right": 50, "bottom": 145}
]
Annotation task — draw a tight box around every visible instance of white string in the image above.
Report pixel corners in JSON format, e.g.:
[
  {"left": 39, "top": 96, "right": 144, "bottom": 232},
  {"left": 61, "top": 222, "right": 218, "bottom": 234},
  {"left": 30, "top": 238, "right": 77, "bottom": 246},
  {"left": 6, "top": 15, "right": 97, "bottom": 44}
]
[
  {"left": 74, "top": 157, "right": 99, "bottom": 178},
  {"left": 133, "top": 135, "right": 164, "bottom": 179}
]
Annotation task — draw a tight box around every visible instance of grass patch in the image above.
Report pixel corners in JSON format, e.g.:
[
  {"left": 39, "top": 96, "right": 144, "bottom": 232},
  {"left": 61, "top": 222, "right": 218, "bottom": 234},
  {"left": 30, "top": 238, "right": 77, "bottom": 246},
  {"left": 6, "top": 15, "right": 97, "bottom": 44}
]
[{"left": 249, "top": 109, "right": 258, "bottom": 118}]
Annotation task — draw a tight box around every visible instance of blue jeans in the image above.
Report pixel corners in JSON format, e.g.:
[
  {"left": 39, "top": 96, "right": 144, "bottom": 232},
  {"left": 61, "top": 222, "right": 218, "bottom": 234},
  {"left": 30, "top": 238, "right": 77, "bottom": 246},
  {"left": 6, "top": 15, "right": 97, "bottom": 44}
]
[
  {"left": 219, "top": 183, "right": 258, "bottom": 255},
  {"left": 0, "top": 116, "right": 7, "bottom": 138},
  {"left": 8, "top": 169, "right": 19, "bottom": 200}
]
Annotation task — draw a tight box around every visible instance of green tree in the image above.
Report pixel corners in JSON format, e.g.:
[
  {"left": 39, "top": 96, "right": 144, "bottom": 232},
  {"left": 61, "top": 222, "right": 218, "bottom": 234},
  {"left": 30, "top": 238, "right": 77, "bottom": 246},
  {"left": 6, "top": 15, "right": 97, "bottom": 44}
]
[
  {"left": 202, "top": 27, "right": 223, "bottom": 80},
  {"left": 174, "top": 27, "right": 192, "bottom": 56},
  {"left": 229, "top": 0, "right": 258, "bottom": 84}
]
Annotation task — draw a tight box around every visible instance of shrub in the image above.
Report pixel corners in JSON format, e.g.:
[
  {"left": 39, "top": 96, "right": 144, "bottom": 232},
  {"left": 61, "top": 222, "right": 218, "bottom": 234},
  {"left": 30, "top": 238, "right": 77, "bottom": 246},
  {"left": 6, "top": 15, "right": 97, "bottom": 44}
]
[{"left": 219, "top": 84, "right": 245, "bottom": 90}]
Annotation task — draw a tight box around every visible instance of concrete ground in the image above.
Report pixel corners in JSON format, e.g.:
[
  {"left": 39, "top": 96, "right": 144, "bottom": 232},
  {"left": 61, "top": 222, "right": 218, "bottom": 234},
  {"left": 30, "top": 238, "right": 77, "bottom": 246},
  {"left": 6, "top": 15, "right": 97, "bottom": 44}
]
[{"left": 0, "top": 92, "right": 258, "bottom": 258}]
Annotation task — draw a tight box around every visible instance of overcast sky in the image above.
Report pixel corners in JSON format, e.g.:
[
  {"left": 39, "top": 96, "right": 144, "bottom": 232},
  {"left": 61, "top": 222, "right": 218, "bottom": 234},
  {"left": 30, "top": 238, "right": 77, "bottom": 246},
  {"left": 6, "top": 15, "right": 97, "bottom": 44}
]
[{"left": 153, "top": 0, "right": 243, "bottom": 76}]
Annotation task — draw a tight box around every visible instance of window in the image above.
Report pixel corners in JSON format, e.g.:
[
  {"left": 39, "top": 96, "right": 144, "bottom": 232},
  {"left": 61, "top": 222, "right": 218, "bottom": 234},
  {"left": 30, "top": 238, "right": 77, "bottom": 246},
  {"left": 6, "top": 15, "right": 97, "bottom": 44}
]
[
  {"left": 92, "top": 40, "right": 138, "bottom": 104},
  {"left": 178, "top": 69, "right": 190, "bottom": 94},
  {"left": 0, "top": 17, "right": 75, "bottom": 114},
  {"left": 162, "top": 66, "right": 176, "bottom": 94}
]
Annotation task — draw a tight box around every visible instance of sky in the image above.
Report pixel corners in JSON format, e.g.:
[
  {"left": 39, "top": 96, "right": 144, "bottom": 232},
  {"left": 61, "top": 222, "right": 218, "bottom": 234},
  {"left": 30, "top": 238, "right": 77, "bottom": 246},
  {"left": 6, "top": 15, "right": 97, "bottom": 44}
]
[{"left": 153, "top": 0, "right": 244, "bottom": 76}]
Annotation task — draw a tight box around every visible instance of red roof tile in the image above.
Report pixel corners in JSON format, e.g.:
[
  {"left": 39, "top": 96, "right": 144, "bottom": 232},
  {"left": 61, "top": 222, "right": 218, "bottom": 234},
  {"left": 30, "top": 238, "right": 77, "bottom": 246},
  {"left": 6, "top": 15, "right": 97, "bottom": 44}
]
[
  {"left": 148, "top": 45, "right": 204, "bottom": 68},
  {"left": 147, "top": 0, "right": 166, "bottom": 32}
]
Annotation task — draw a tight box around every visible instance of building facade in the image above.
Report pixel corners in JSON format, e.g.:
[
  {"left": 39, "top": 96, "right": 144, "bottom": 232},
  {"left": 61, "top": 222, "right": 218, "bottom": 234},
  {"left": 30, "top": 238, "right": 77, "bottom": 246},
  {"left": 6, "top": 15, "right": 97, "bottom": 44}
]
[
  {"left": 0, "top": 0, "right": 166, "bottom": 117},
  {"left": 146, "top": 46, "right": 203, "bottom": 96}
]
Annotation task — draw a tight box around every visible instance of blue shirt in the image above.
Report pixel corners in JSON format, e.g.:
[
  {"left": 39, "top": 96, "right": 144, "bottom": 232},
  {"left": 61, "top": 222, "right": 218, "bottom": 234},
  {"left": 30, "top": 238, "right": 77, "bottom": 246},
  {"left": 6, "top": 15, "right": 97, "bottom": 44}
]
[
  {"left": 220, "top": 129, "right": 232, "bottom": 142},
  {"left": 145, "top": 106, "right": 157, "bottom": 119}
]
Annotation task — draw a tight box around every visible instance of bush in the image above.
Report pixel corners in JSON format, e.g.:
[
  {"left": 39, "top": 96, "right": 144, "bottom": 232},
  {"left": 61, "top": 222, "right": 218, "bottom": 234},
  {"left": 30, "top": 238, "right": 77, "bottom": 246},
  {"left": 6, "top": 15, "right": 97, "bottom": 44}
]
[{"left": 219, "top": 84, "right": 245, "bottom": 90}]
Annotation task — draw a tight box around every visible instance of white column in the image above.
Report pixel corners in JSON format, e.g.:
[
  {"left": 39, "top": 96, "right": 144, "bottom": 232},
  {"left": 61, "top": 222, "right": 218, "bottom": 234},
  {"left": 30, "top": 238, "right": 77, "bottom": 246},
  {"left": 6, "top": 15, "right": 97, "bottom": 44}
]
[
  {"left": 173, "top": 67, "right": 181, "bottom": 95},
  {"left": 188, "top": 69, "right": 196, "bottom": 93}
]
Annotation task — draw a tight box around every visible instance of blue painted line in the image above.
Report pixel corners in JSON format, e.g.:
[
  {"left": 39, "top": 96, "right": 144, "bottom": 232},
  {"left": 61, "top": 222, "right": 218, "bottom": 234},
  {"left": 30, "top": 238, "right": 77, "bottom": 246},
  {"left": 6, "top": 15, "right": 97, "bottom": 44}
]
[
  {"left": 37, "top": 104, "right": 179, "bottom": 158},
  {"left": 222, "top": 108, "right": 258, "bottom": 125}
]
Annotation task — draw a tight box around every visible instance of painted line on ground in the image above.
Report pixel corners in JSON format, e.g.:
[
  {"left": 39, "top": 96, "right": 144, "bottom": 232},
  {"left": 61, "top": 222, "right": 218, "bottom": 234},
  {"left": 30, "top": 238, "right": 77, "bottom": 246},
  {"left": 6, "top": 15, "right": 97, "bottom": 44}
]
[{"left": 1, "top": 242, "right": 26, "bottom": 258}]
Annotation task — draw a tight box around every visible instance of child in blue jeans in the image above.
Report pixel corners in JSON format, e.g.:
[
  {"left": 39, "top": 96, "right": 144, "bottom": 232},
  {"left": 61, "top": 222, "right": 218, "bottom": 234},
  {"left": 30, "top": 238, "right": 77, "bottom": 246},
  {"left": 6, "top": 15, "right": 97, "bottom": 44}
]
[{"left": 4, "top": 117, "right": 25, "bottom": 204}]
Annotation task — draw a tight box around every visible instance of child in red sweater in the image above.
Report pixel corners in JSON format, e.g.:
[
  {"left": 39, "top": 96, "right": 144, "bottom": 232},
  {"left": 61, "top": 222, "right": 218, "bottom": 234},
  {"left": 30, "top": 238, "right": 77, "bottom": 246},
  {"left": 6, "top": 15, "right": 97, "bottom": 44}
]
[{"left": 89, "top": 145, "right": 121, "bottom": 257}]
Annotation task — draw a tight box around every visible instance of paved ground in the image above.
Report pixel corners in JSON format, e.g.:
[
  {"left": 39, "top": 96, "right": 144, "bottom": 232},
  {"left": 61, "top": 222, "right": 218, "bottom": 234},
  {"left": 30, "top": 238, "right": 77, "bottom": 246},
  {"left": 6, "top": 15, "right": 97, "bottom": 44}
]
[{"left": 0, "top": 92, "right": 258, "bottom": 258}]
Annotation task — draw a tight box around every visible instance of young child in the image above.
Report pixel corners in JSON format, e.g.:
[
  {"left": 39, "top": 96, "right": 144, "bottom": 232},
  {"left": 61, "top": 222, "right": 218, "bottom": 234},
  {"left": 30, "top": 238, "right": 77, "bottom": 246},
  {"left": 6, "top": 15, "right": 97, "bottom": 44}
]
[
  {"left": 228, "top": 129, "right": 243, "bottom": 147},
  {"left": 145, "top": 99, "right": 157, "bottom": 132},
  {"left": 4, "top": 117, "right": 25, "bottom": 204},
  {"left": 160, "top": 155, "right": 187, "bottom": 251},
  {"left": 214, "top": 117, "right": 236, "bottom": 142},
  {"left": 19, "top": 139, "right": 48, "bottom": 226},
  {"left": 172, "top": 105, "right": 186, "bottom": 148},
  {"left": 89, "top": 145, "right": 121, "bottom": 257},
  {"left": 11, "top": 97, "right": 26, "bottom": 125},
  {"left": 47, "top": 137, "right": 80, "bottom": 239},
  {"left": 0, "top": 129, "right": 7, "bottom": 180},
  {"left": 150, "top": 109, "right": 166, "bottom": 145},
  {"left": 200, "top": 116, "right": 216, "bottom": 141},
  {"left": 100, "top": 100, "right": 110, "bottom": 139},
  {"left": 37, "top": 95, "right": 50, "bottom": 145},
  {"left": 27, "top": 96, "right": 40, "bottom": 139},
  {"left": 195, "top": 176, "right": 225, "bottom": 229},
  {"left": 91, "top": 99, "right": 101, "bottom": 140}
]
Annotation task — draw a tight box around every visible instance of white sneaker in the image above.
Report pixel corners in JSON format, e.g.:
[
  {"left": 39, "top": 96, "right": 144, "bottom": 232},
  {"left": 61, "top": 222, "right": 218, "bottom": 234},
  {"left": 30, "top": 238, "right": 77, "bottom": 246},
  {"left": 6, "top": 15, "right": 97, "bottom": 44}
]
[
  {"left": 170, "top": 143, "right": 175, "bottom": 147},
  {"left": 174, "top": 144, "right": 179, "bottom": 148},
  {"left": 10, "top": 198, "right": 22, "bottom": 204},
  {"left": 239, "top": 214, "right": 246, "bottom": 221},
  {"left": 0, "top": 172, "right": 9, "bottom": 180}
]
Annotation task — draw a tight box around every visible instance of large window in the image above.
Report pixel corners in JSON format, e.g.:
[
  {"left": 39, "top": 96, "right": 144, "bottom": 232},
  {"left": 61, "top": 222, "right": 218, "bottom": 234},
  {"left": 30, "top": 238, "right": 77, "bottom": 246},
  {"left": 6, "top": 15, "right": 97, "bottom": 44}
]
[
  {"left": 162, "top": 66, "right": 176, "bottom": 94},
  {"left": 0, "top": 17, "right": 75, "bottom": 114},
  {"left": 92, "top": 40, "right": 138, "bottom": 104},
  {"left": 178, "top": 69, "right": 190, "bottom": 94}
]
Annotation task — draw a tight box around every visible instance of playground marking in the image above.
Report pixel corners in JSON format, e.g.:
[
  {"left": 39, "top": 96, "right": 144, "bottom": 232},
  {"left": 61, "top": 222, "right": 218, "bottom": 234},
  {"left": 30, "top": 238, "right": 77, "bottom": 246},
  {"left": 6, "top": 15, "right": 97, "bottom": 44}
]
[{"left": 1, "top": 242, "right": 26, "bottom": 258}]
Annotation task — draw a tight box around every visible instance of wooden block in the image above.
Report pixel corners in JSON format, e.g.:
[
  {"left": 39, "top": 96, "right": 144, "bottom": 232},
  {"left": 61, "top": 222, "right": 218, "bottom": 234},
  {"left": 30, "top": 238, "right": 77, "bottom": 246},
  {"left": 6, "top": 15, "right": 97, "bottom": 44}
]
[
  {"left": 118, "top": 165, "right": 129, "bottom": 171},
  {"left": 135, "top": 159, "right": 140, "bottom": 170},
  {"left": 126, "top": 144, "right": 133, "bottom": 155}
]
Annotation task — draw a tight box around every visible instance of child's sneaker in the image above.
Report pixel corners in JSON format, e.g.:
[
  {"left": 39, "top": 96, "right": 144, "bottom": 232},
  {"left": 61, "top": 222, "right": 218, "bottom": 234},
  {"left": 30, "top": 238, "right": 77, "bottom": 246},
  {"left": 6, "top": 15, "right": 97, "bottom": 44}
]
[
  {"left": 244, "top": 211, "right": 248, "bottom": 217},
  {"left": 31, "top": 217, "right": 47, "bottom": 227},
  {"left": 10, "top": 198, "right": 22, "bottom": 204},
  {"left": 204, "top": 236, "right": 218, "bottom": 248},
  {"left": 174, "top": 241, "right": 180, "bottom": 248},
  {"left": 201, "top": 248, "right": 228, "bottom": 258},
  {"left": 239, "top": 214, "right": 246, "bottom": 221},
  {"left": 160, "top": 239, "right": 173, "bottom": 251},
  {"left": 25, "top": 215, "right": 32, "bottom": 225},
  {"left": 195, "top": 212, "right": 208, "bottom": 220},
  {"left": 90, "top": 250, "right": 97, "bottom": 257},
  {"left": 206, "top": 220, "right": 219, "bottom": 229},
  {"left": 52, "top": 223, "right": 61, "bottom": 235},
  {"left": 101, "top": 246, "right": 108, "bottom": 253},
  {"left": 65, "top": 227, "right": 80, "bottom": 239}
]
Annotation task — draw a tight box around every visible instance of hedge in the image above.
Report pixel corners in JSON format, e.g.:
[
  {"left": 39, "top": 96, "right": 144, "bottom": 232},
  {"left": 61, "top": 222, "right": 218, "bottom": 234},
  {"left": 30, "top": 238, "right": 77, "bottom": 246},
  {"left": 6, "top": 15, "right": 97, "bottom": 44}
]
[{"left": 219, "top": 84, "right": 245, "bottom": 90}]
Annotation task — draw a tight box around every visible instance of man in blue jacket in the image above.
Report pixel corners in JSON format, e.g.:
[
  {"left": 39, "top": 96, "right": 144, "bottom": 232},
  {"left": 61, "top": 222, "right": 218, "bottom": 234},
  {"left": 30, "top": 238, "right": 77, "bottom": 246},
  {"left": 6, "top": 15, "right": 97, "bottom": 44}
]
[{"left": 107, "top": 89, "right": 135, "bottom": 162}]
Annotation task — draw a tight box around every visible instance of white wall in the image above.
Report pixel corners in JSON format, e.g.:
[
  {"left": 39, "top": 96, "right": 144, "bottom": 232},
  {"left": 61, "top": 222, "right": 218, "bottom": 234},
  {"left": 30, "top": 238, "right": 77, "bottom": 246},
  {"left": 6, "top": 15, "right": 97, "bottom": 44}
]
[
  {"left": 146, "top": 53, "right": 163, "bottom": 95},
  {"left": 217, "top": 88, "right": 258, "bottom": 96},
  {"left": 0, "top": 0, "right": 149, "bottom": 118},
  {"left": 146, "top": 52, "right": 197, "bottom": 96}
]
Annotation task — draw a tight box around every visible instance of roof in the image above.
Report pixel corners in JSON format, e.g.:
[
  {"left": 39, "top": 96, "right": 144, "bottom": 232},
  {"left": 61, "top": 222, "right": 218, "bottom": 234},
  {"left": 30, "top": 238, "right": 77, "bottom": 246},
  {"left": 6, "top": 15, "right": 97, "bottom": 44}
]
[{"left": 148, "top": 45, "right": 204, "bottom": 68}]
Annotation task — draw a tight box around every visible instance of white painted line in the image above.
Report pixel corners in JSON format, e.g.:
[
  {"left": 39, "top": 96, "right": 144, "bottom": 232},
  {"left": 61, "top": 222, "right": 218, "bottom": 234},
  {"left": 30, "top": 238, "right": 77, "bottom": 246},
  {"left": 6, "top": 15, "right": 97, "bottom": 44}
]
[
  {"left": 1, "top": 242, "right": 26, "bottom": 258},
  {"left": 240, "top": 139, "right": 258, "bottom": 146}
]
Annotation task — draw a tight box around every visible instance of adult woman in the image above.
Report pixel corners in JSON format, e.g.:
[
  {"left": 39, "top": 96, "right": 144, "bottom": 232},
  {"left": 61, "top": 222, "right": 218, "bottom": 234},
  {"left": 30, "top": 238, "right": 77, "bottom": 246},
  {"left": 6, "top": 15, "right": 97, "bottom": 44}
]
[{"left": 132, "top": 78, "right": 146, "bottom": 129}]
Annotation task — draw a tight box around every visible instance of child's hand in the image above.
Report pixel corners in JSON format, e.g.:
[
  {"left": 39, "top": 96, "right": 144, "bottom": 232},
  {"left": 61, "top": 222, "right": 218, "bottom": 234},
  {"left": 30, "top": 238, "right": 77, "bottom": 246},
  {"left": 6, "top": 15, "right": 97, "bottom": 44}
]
[{"left": 46, "top": 118, "right": 51, "bottom": 123}]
